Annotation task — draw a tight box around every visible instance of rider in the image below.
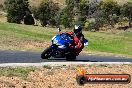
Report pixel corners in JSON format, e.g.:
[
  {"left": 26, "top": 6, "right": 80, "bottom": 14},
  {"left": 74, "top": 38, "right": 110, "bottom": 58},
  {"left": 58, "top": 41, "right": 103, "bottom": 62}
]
[
  {"left": 74, "top": 25, "right": 84, "bottom": 47},
  {"left": 66, "top": 24, "right": 84, "bottom": 55}
]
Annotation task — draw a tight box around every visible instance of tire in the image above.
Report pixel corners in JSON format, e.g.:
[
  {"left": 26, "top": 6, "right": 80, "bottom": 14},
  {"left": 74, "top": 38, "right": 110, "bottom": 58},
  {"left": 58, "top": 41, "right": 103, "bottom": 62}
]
[
  {"left": 66, "top": 54, "right": 76, "bottom": 61},
  {"left": 76, "top": 75, "right": 87, "bottom": 85},
  {"left": 41, "top": 47, "right": 52, "bottom": 59}
]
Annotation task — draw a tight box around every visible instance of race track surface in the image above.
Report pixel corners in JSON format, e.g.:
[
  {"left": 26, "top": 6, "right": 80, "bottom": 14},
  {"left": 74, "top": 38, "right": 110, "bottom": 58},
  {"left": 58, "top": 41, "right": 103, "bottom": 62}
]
[{"left": 0, "top": 50, "right": 132, "bottom": 63}]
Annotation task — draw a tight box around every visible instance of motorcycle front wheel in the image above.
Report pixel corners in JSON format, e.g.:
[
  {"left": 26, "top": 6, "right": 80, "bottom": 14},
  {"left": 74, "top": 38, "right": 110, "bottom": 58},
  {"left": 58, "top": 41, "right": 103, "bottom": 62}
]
[{"left": 41, "top": 47, "right": 52, "bottom": 59}]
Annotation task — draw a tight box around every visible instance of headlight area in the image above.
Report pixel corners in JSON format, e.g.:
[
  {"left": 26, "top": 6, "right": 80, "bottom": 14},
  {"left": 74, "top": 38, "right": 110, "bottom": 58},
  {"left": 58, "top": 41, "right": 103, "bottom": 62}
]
[
  {"left": 53, "top": 40, "right": 58, "bottom": 44},
  {"left": 52, "top": 39, "right": 62, "bottom": 46},
  {"left": 52, "top": 37, "right": 58, "bottom": 44},
  {"left": 58, "top": 45, "right": 66, "bottom": 49}
]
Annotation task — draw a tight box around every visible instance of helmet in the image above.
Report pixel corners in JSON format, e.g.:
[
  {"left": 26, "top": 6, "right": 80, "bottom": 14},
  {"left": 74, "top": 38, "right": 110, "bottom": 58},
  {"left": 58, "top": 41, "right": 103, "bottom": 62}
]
[{"left": 74, "top": 25, "right": 82, "bottom": 34}]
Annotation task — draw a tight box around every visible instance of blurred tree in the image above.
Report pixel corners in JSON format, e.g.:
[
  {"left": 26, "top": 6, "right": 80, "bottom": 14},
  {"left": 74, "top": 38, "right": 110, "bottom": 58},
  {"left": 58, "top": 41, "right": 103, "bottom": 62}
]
[
  {"left": 60, "top": 5, "right": 74, "bottom": 28},
  {"left": 32, "top": 0, "right": 59, "bottom": 27},
  {"left": 55, "top": 0, "right": 75, "bottom": 28},
  {"left": 94, "top": 10, "right": 107, "bottom": 31},
  {"left": 84, "top": 18, "right": 95, "bottom": 31},
  {"left": 60, "top": 12, "right": 73, "bottom": 28},
  {"left": 0, "top": 4, "right": 4, "bottom": 11},
  {"left": 98, "top": 0, "right": 120, "bottom": 27},
  {"left": 99, "top": 0, "right": 120, "bottom": 16},
  {"left": 74, "top": 0, "right": 89, "bottom": 26},
  {"left": 23, "top": 11, "right": 35, "bottom": 25},
  {"left": 30, "top": 6, "right": 39, "bottom": 20},
  {"left": 120, "top": 2, "right": 132, "bottom": 27},
  {"left": 66, "top": 0, "right": 75, "bottom": 5},
  {"left": 4, "top": 0, "right": 30, "bottom": 24}
]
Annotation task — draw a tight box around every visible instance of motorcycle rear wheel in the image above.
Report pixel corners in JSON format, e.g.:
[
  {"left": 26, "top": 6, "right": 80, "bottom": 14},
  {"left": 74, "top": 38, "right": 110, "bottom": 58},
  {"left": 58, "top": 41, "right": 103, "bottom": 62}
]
[{"left": 41, "top": 47, "right": 52, "bottom": 59}]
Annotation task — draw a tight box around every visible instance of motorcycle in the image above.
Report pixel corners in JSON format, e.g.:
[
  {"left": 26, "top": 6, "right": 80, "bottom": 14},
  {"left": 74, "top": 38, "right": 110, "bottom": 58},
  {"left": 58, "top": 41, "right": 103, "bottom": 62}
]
[{"left": 41, "top": 29, "right": 88, "bottom": 61}]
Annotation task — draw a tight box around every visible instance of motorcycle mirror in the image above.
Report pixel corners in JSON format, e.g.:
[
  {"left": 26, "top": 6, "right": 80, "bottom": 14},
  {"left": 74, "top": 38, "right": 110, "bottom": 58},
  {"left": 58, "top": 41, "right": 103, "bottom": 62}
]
[{"left": 57, "top": 28, "right": 61, "bottom": 32}]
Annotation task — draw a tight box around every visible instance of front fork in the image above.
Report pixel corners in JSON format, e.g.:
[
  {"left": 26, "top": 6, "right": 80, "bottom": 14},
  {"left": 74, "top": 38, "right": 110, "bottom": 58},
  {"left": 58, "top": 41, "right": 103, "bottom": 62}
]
[
  {"left": 50, "top": 44, "right": 68, "bottom": 56},
  {"left": 49, "top": 44, "right": 60, "bottom": 56}
]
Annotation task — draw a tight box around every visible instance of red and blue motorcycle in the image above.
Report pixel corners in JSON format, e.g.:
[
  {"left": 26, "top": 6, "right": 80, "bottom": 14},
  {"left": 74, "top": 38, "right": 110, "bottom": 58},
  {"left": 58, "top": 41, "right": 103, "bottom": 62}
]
[{"left": 41, "top": 30, "right": 88, "bottom": 61}]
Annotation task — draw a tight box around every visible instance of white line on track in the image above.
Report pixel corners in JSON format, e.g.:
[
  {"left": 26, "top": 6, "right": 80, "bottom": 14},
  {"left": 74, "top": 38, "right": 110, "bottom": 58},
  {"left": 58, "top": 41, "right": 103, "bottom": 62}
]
[{"left": 0, "top": 62, "right": 132, "bottom": 67}]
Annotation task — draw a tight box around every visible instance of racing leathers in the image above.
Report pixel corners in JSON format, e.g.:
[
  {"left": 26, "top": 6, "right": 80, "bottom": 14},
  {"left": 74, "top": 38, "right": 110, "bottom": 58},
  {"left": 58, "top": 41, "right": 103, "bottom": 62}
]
[{"left": 66, "top": 31, "right": 84, "bottom": 55}]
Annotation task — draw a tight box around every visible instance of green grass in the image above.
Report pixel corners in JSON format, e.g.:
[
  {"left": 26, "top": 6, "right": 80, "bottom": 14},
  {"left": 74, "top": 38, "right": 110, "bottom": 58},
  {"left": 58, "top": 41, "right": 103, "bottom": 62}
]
[
  {"left": 0, "top": 23, "right": 132, "bottom": 56},
  {"left": 0, "top": 23, "right": 58, "bottom": 51},
  {"left": 83, "top": 30, "right": 132, "bottom": 56},
  {"left": 0, "top": 67, "right": 37, "bottom": 80},
  {"left": 0, "top": 23, "right": 56, "bottom": 40}
]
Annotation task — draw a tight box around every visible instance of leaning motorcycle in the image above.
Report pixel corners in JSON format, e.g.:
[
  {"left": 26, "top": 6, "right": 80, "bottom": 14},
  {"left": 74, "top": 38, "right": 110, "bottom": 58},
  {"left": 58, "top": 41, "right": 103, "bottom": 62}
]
[{"left": 41, "top": 31, "right": 88, "bottom": 61}]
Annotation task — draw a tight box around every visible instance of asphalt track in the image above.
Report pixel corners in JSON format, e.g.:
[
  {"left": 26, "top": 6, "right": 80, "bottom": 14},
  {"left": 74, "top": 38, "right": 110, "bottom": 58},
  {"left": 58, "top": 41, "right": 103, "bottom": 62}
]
[{"left": 0, "top": 50, "right": 132, "bottom": 63}]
